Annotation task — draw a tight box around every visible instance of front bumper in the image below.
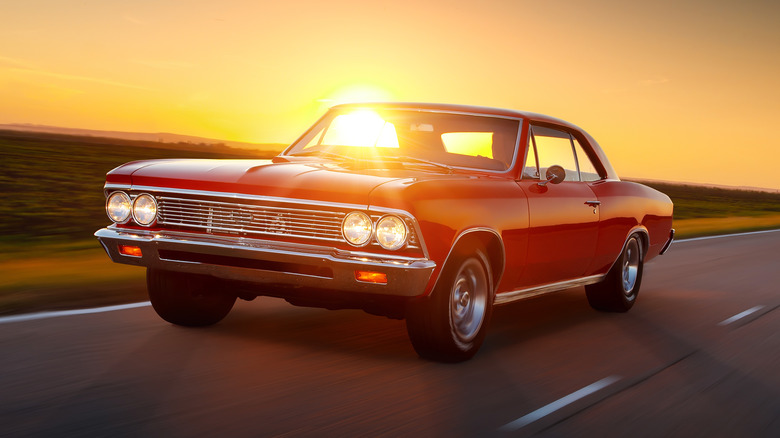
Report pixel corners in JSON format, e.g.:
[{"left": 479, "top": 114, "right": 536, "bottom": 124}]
[{"left": 95, "top": 227, "right": 435, "bottom": 297}]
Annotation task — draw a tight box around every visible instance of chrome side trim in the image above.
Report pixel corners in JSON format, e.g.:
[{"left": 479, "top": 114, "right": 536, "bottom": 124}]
[{"left": 494, "top": 274, "right": 604, "bottom": 305}]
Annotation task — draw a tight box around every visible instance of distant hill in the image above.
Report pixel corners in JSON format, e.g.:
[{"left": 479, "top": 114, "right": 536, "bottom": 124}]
[
  {"left": 0, "top": 123, "right": 287, "bottom": 154},
  {"left": 628, "top": 177, "right": 779, "bottom": 195}
]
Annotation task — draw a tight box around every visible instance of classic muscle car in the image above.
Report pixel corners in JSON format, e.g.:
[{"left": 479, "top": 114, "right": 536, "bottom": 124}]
[{"left": 96, "top": 102, "right": 674, "bottom": 362}]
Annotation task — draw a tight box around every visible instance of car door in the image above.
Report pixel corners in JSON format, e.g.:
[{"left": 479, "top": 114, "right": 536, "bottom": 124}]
[{"left": 515, "top": 125, "right": 600, "bottom": 287}]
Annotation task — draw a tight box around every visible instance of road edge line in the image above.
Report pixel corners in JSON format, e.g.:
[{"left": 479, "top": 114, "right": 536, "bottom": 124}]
[
  {"left": 676, "top": 228, "right": 780, "bottom": 243},
  {"left": 498, "top": 375, "right": 621, "bottom": 432},
  {"left": 0, "top": 301, "right": 151, "bottom": 325}
]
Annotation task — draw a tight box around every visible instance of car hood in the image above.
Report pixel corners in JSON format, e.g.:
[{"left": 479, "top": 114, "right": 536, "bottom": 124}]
[{"left": 112, "top": 158, "right": 438, "bottom": 206}]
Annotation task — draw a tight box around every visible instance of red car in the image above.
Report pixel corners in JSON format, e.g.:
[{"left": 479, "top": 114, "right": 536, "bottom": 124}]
[{"left": 96, "top": 102, "right": 674, "bottom": 362}]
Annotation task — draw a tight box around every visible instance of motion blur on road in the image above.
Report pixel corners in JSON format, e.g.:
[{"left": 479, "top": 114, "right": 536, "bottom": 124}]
[{"left": 2, "top": 231, "right": 779, "bottom": 437}]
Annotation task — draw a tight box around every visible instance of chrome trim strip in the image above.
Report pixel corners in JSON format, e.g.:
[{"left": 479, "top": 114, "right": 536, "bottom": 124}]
[
  {"left": 494, "top": 274, "right": 604, "bottom": 305},
  {"left": 125, "top": 185, "right": 371, "bottom": 212},
  {"left": 100, "top": 226, "right": 433, "bottom": 268}
]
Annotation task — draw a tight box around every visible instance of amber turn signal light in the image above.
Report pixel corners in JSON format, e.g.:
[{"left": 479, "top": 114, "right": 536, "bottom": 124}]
[
  {"left": 355, "top": 270, "right": 388, "bottom": 284},
  {"left": 118, "top": 245, "right": 143, "bottom": 257}
]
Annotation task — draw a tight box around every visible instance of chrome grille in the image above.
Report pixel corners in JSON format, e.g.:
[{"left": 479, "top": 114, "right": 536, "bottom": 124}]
[
  {"left": 155, "top": 195, "right": 420, "bottom": 250},
  {"left": 158, "top": 196, "right": 345, "bottom": 242}
]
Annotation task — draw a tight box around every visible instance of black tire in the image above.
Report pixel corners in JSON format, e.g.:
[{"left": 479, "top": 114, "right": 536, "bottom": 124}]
[
  {"left": 585, "top": 234, "right": 643, "bottom": 312},
  {"left": 405, "top": 248, "right": 493, "bottom": 362},
  {"left": 147, "top": 269, "right": 236, "bottom": 327}
]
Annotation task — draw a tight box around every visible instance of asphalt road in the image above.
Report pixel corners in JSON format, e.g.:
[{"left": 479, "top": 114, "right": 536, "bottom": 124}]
[{"left": 2, "top": 231, "right": 779, "bottom": 437}]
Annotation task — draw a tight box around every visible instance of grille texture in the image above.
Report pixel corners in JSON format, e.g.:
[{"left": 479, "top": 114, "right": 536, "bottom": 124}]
[{"left": 155, "top": 195, "right": 419, "bottom": 249}]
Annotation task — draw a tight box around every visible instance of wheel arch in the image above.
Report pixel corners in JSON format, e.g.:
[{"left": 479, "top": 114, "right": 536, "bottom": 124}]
[
  {"left": 435, "top": 228, "right": 505, "bottom": 295},
  {"left": 607, "top": 227, "right": 649, "bottom": 273}
]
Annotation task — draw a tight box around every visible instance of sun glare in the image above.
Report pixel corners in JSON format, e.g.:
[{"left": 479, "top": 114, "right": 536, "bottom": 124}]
[
  {"left": 320, "top": 84, "right": 394, "bottom": 106},
  {"left": 322, "top": 110, "right": 399, "bottom": 148}
]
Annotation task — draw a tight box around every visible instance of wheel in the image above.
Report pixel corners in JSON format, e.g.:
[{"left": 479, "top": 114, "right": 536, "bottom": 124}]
[
  {"left": 405, "top": 249, "right": 493, "bottom": 362},
  {"left": 585, "top": 234, "right": 643, "bottom": 312},
  {"left": 147, "top": 269, "right": 236, "bottom": 327}
]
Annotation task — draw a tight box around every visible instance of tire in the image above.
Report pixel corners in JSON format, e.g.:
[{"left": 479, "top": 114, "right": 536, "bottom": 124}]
[
  {"left": 405, "top": 249, "right": 493, "bottom": 362},
  {"left": 147, "top": 269, "right": 236, "bottom": 327},
  {"left": 585, "top": 234, "right": 643, "bottom": 312}
]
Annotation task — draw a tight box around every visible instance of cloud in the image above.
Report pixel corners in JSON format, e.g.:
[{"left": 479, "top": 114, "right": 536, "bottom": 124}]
[
  {"left": 640, "top": 77, "right": 670, "bottom": 86},
  {"left": 5, "top": 66, "right": 154, "bottom": 92},
  {"left": 131, "top": 59, "right": 196, "bottom": 70},
  {"left": 0, "top": 56, "right": 36, "bottom": 69},
  {"left": 123, "top": 15, "right": 149, "bottom": 26}
]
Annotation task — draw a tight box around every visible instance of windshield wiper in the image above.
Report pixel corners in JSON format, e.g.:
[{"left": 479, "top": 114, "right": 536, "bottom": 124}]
[
  {"left": 286, "top": 150, "right": 355, "bottom": 162},
  {"left": 384, "top": 155, "right": 453, "bottom": 173}
]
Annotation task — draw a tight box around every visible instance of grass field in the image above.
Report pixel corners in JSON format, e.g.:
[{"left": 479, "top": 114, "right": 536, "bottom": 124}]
[{"left": 1, "top": 131, "right": 778, "bottom": 315}]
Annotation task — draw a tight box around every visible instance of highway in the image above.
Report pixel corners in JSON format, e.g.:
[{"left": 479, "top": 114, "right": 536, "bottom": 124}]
[{"left": 1, "top": 231, "right": 779, "bottom": 437}]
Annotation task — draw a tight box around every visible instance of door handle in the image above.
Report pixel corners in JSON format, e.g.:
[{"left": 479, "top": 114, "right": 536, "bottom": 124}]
[{"left": 585, "top": 200, "right": 601, "bottom": 206}]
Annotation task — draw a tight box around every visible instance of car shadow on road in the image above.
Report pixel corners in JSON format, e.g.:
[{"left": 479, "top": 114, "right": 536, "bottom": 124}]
[
  {"left": 190, "top": 287, "right": 603, "bottom": 362},
  {"left": 483, "top": 287, "right": 603, "bottom": 353}
]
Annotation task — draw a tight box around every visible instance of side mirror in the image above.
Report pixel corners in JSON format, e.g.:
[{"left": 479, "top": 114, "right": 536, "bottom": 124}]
[{"left": 538, "top": 165, "right": 566, "bottom": 186}]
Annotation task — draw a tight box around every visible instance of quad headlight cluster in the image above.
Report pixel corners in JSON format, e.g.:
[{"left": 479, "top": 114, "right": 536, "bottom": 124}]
[
  {"left": 106, "top": 192, "right": 158, "bottom": 226},
  {"left": 342, "top": 212, "right": 408, "bottom": 250}
]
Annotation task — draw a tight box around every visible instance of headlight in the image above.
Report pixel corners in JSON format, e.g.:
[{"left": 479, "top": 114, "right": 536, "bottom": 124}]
[
  {"left": 342, "top": 212, "right": 372, "bottom": 246},
  {"left": 132, "top": 193, "right": 158, "bottom": 226},
  {"left": 106, "top": 192, "right": 132, "bottom": 223},
  {"left": 375, "top": 215, "right": 407, "bottom": 250}
]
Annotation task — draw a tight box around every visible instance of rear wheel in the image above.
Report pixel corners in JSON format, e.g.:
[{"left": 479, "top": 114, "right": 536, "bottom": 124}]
[
  {"left": 406, "top": 249, "right": 493, "bottom": 362},
  {"left": 586, "top": 235, "right": 643, "bottom": 312},
  {"left": 147, "top": 269, "right": 236, "bottom": 326}
]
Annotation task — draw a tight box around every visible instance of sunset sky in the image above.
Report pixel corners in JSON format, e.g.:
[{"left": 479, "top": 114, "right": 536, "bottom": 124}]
[{"left": 2, "top": 0, "right": 779, "bottom": 189}]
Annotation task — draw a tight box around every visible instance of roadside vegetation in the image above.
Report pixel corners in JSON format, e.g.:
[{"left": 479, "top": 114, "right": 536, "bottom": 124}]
[{"left": 1, "top": 132, "right": 778, "bottom": 315}]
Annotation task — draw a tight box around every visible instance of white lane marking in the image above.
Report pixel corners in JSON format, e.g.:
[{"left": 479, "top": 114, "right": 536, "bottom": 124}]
[
  {"left": 676, "top": 228, "right": 780, "bottom": 243},
  {"left": 0, "top": 301, "right": 151, "bottom": 325},
  {"left": 498, "top": 375, "right": 621, "bottom": 432},
  {"left": 717, "top": 305, "right": 765, "bottom": 326}
]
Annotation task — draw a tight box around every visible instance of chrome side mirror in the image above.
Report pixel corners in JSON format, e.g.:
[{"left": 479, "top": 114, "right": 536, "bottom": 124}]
[{"left": 538, "top": 165, "right": 565, "bottom": 186}]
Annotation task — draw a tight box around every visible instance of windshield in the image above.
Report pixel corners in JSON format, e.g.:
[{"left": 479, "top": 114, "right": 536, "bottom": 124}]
[{"left": 285, "top": 108, "right": 521, "bottom": 172}]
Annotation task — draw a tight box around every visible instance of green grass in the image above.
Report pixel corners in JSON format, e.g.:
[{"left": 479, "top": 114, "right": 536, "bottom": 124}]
[
  {"left": 1, "top": 132, "right": 778, "bottom": 315},
  {"left": 630, "top": 180, "right": 780, "bottom": 219}
]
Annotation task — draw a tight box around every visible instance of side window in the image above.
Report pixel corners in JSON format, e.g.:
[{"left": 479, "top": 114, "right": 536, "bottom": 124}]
[
  {"left": 573, "top": 137, "right": 601, "bottom": 182},
  {"left": 530, "top": 126, "right": 579, "bottom": 182}
]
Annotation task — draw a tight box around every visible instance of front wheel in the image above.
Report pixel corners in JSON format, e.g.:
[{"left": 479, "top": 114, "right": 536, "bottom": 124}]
[
  {"left": 406, "top": 249, "right": 493, "bottom": 362},
  {"left": 585, "top": 234, "right": 643, "bottom": 312},
  {"left": 147, "top": 269, "right": 236, "bottom": 327}
]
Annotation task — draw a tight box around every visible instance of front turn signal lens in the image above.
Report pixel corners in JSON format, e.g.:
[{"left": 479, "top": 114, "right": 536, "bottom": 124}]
[
  {"left": 132, "top": 193, "right": 158, "bottom": 226},
  {"left": 118, "top": 245, "right": 143, "bottom": 257},
  {"left": 356, "top": 270, "right": 388, "bottom": 284},
  {"left": 106, "top": 191, "right": 132, "bottom": 223}
]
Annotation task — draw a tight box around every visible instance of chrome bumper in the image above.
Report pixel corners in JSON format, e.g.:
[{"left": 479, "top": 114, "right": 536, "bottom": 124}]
[
  {"left": 659, "top": 228, "right": 675, "bottom": 255},
  {"left": 95, "top": 227, "right": 436, "bottom": 297}
]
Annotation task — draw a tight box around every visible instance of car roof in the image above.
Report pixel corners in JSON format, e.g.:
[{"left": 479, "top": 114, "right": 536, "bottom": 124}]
[{"left": 330, "top": 102, "right": 582, "bottom": 132}]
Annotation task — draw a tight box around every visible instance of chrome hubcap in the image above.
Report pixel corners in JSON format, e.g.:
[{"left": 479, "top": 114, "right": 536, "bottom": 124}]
[
  {"left": 622, "top": 238, "right": 640, "bottom": 295},
  {"left": 450, "top": 259, "right": 487, "bottom": 343}
]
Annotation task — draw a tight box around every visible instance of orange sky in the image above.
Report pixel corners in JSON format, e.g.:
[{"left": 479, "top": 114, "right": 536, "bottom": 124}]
[{"left": 2, "top": 0, "right": 779, "bottom": 189}]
